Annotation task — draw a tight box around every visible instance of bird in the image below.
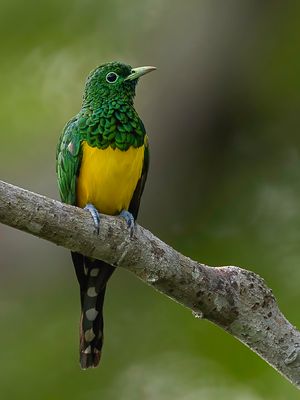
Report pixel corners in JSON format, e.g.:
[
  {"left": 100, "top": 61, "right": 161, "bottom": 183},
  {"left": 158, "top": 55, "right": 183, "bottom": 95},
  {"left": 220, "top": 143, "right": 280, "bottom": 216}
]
[{"left": 56, "top": 61, "right": 156, "bottom": 369}]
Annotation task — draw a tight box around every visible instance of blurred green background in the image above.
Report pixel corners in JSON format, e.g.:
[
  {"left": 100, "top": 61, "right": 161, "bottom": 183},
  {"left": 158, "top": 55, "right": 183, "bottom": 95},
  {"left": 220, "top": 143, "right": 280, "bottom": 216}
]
[{"left": 1, "top": 0, "right": 300, "bottom": 398}]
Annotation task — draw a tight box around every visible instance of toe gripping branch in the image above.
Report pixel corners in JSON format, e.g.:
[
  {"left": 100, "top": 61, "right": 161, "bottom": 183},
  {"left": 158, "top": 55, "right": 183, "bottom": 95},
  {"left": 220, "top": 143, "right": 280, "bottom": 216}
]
[
  {"left": 119, "top": 210, "right": 135, "bottom": 236},
  {"left": 84, "top": 204, "right": 101, "bottom": 233}
]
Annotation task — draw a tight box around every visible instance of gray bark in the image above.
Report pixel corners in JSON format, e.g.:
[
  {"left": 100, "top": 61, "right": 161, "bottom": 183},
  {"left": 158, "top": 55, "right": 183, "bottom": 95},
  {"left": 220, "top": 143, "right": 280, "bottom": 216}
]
[{"left": 0, "top": 179, "right": 299, "bottom": 388}]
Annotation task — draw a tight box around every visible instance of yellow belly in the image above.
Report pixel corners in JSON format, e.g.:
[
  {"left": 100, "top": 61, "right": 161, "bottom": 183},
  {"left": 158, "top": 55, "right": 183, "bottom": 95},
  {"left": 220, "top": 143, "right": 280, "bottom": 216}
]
[{"left": 76, "top": 142, "right": 144, "bottom": 215}]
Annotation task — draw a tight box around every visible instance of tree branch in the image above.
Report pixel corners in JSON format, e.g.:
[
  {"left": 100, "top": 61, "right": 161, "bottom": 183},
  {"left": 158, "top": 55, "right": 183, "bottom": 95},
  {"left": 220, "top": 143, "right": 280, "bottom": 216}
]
[{"left": 0, "top": 179, "right": 299, "bottom": 388}]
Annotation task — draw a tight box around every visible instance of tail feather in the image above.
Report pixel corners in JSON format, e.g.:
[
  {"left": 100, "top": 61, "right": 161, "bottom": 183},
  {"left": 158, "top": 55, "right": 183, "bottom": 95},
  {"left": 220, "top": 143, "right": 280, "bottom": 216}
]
[
  {"left": 80, "top": 285, "right": 106, "bottom": 369},
  {"left": 71, "top": 252, "right": 115, "bottom": 369}
]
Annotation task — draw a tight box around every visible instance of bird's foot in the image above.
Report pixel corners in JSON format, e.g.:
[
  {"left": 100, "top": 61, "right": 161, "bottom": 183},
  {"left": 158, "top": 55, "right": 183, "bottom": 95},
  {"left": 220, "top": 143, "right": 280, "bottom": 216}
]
[
  {"left": 119, "top": 210, "right": 135, "bottom": 237},
  {"left": 84, "top": 204, "right": 100, "bottom": 234}
]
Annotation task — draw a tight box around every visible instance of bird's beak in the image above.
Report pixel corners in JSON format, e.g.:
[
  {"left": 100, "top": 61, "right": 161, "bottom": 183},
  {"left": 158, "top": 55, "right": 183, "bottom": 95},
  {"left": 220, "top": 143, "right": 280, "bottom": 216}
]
[{"left": 124, "top": 66, "right": 156, "bottom": 81}]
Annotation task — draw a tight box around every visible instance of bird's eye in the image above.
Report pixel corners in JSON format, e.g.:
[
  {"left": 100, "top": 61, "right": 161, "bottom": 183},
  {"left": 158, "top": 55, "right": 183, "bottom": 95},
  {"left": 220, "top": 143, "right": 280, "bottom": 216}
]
[{"left": 106, "top": 72, "right": 119, "bottom": 83}]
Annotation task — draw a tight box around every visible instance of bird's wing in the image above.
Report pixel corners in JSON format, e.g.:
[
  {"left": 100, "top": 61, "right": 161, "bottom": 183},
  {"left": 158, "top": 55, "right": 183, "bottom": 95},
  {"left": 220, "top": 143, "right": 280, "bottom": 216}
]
[
  {"left": 128, "top": 134, "right": 150, "bottom": 219},
  {"left": 56, "top": 117, "right": 82, "bottom": 205}
]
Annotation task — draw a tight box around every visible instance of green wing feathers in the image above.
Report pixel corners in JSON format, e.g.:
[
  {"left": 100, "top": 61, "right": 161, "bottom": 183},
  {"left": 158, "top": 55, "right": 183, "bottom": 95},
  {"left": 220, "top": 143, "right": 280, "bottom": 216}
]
[{"left": 56, "top": 117, "right": 82, "bottom": 205}]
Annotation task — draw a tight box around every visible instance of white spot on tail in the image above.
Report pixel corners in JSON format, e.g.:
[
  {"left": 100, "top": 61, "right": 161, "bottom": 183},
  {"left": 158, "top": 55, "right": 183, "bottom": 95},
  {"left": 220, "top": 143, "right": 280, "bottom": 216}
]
[
  {"left": 90, "top": 268, "right": 99, "bottom": 277},
  {"left": 86, "top": 308, "right": 98, "bottom": 321},
  {"left": 83, "top": 346, "right": 91, "bottom": 354},
  {"left": 87, "top": 287, "right": 98, "bottom": 297},
  {"left": 84, "top": 328, "right": 96, "bottom": 342}
]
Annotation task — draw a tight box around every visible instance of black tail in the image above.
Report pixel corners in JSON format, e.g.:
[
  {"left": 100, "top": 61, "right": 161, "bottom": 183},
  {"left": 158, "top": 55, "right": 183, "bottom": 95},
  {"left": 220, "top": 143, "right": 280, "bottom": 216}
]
[{"left": 71, "top": 252, "right": 115, "bottom": 369}]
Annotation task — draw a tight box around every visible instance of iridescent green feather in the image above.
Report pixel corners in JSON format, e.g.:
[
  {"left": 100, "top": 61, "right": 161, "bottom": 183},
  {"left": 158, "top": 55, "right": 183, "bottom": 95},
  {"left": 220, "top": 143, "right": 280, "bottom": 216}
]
[
  {"left": 56, "top": 117, "right": 82, "bottom": 205},
  {"left": 77, "top": 100, "right": 145, "bottom": 151}
]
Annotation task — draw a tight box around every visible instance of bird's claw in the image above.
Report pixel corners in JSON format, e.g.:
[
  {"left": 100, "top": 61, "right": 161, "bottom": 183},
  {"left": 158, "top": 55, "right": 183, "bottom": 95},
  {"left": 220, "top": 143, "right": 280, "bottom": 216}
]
[
  {"left": 84, "top": 204, "right": 100, "bottom": 234},
  {"left": 119, "top": 210, "right": 135, "bottom": 236}
]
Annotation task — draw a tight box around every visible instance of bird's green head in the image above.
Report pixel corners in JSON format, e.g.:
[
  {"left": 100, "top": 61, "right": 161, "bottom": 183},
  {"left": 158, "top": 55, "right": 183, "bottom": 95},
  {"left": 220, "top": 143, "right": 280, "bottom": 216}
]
[{"left": 82, "top": 61, "right": 156, "bottom": 108}]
